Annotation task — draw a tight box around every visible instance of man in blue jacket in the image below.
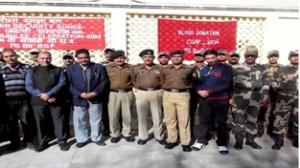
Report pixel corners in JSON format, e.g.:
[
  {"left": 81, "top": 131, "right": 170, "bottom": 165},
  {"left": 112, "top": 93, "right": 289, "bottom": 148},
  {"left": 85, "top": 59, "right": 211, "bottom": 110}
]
[
  {"left": 66, "top": 49, "right": 108, "bottom": 148},
  {"left": 192, "top": 49, "right": 233, "bottom": 154}
]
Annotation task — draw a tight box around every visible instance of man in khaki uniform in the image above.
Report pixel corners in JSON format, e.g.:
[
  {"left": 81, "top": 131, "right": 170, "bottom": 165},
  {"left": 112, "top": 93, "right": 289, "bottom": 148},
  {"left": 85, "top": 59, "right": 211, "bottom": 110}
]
[
  {"left": 132, "top": 49, "right": 165, "bottom": 145},
  {"left": 105, "top": 50, "right": 135, "bottom": 143},
  {"left": 160, "top": 49, "right": 193, "bottom": 152}
]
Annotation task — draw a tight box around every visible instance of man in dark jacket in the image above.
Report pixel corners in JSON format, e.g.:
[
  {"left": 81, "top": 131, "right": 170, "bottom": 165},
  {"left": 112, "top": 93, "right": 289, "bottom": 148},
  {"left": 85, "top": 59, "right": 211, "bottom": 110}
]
[
  {"left": 26, "top": 51, "right": 69, "bottom": 152},
  {"left": 192, "top": 49, "right": 233, "bottom": 154},
  {"left": 66, "top": 49, "right": 108, "bottom": 148}
]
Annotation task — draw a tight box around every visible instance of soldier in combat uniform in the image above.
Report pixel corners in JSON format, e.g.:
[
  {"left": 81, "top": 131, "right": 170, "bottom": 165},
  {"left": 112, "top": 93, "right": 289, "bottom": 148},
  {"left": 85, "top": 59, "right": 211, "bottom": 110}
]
[
  {"left": 257, "top": 50, "right": 283, "bottom": 137},
  {"left": 271, "top": 50, "right": 298, "bottom": 150},
  {"left": 231, "top": 45, "right": 269, "bottom": 150}
]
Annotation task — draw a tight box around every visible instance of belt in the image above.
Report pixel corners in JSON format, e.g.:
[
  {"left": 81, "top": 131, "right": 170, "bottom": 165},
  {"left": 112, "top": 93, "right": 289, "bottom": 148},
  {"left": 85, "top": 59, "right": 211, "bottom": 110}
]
[
  {"left": 164, "top": 88, "right": 189, "bottom": 93},
  {"left": 137, "top": 87, "right": 161, "bottom": 91},
  {"left": 110, "top": 89, "right": 132, "bottom": 93}
]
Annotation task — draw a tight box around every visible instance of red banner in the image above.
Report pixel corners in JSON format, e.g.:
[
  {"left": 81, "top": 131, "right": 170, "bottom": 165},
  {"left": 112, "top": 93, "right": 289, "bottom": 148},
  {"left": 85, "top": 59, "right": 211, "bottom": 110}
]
[
  {"left": 0, "top": 17, "right": 105, "bottom": 50},
  {"left": 158, "top": 19, "right": 237, "bottom": 60}
]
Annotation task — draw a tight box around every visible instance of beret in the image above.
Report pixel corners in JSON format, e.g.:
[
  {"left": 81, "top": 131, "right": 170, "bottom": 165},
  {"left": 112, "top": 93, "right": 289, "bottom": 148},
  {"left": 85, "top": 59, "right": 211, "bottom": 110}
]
[
  {"left": 139, "top": 49, "right": 154, "bottom": 57},
  {"left": 170, "top": 50, "right": 184, "bottom": 56},
  {"left": 110, "top": 50, "right": 125, "bottom": 60}
]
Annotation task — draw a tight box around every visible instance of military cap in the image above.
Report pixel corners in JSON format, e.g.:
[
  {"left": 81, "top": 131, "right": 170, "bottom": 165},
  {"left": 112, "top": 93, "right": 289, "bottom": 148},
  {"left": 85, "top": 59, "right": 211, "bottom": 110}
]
[
  {"left": 267, "top": 50, "right": 279, "bottom": 57},
  {"left": 289, "top": 49, "right": 299, "bottom": 57},
  {"left": 244, "top": 45, "right": 258, "bottom": 56},
  {"left": 104, "top": 47, "right": 115, "bottom": 53},
  {"left": 194, "top": 50, "right": 205, "bottom": 56},
  {"left": 229, "top": 50, "right": 240, "bottom": 57},
  {"left": 139, "top": 49, "right": 154, "bottom": 57},
  {"left": 29, "top": 48, "right": 41, "bottom": 54},
  {"left": 217, "top": 49, "right": 227, "bottom": 55},
  {"left": 62, "top": 52, "right": 74, "bottom": 59},
  {"left": 170, "top": 49, "right": 184, "bottom": 56},
  {"left": 158, "top": 52, "right": 169, "bottom": 58},
  {"left": 110, "top": 50, "right": 125, "bottom": 60}
]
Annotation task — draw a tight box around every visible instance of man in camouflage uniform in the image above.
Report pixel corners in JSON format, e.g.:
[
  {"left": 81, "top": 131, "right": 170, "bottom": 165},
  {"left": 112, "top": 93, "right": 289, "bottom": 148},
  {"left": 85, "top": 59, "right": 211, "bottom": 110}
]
[
  {"left": 228, "top": 50, "right": 240, "bottom": 67},
  {"left": 271, "top": 50, "right": 298, "bottom": 150},
  {"left": 231, "top": 45, "right": 269, "bottom": 150},
  {"left": 227, "top": 50, "right": 240, "bottom": 130},
  {"left": 257, "top": 50, "right": 283, "bottom": 137},
  {"left": 190, "top": 50, "right": 206, "bottom": 137},
  {"left": 217, "top": 49, "right": 228, "bottom": 64}
]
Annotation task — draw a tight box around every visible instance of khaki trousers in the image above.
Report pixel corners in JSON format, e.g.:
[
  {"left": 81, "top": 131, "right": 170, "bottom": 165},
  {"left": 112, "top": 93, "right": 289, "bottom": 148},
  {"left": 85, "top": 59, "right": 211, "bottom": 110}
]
[
  {"left": 108, "top": 91, "right": 134, "bottom": 137},
  {"left": 135, "top": 90, "right": 163, "bottom": 140},
  {"left": 163, "top": 91, "right": 191, "bottom": 145}
]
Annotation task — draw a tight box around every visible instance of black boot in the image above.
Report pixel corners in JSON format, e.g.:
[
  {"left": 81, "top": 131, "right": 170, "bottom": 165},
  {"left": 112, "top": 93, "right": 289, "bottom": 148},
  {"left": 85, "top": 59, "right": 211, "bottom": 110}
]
[
  {"left": 271, "top": 134, "right": 283, "bottom": 150},
  {"left": 234, "top": 134, "right": 244, "bottom": 150},
  {"left": 245, "top": 133, "right": 262, "bottom": 149},
  {"left": 292, "top": 136, "right": 298, "bottom": 148},
  {"left": 257, "top": 124, "right": 264, "bottom": 137}
]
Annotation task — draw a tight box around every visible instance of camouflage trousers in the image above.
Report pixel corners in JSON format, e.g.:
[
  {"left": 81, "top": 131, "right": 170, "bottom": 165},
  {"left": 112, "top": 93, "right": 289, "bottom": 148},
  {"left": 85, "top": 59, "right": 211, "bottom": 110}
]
[
  {"left": 258, "top": 87, "right": 277, "bottom": 125},
  {"left": 232, "top": 90, "right": 261, "bottom": 135},
  {"left": 273, "top": 91, "right": 298, "bottom": 136}
]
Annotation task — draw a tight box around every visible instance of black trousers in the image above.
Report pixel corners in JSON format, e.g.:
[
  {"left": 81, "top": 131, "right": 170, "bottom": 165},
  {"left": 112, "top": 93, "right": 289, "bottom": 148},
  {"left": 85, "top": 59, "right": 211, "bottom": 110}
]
[
  {"left": 7, "top": 100, "right": 36, "bottom": 144},
  {"left": 189, "top": 89, "right": 199, "bottom": 137},
  {"left": 62, "top": 102, "right": 73, "bottom": 137},
  {"left": 32, "top": 105, "right": 67, "bottom": 146},
  {"left": 197, "top": 98, "right": 229, "bottom": 146}
]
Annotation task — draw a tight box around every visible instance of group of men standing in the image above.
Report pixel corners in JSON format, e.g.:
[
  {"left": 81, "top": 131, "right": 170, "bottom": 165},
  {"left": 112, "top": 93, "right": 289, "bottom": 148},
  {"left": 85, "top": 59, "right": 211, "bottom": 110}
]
[{"left": 0, "top": 46, "right": 297, "bottom": 155}]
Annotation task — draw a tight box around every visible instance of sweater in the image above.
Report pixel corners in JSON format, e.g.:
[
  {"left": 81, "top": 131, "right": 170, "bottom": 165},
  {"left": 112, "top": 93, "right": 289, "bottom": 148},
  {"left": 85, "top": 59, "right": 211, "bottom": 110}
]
[{"left": 197, "top": 62, "right": 233, "bottom": 100}]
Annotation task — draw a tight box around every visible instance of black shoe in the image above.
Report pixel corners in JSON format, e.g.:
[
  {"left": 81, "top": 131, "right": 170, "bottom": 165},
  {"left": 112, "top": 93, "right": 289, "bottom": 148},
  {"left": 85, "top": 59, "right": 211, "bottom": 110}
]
[
  {"left": 234, "top": 144, "right": 243, "bottom": 150},
  {"left": 76, "top": 142, "right": 88, "bottom": 148},
  {"left": 137, "top": 139, "right": 147, "bottom": 145},
  {"left": 26, "top": 142, "right": 35, "bottom": 150},
  {"left": 182, "top": 145, "right": 191, "bottom": 152},
  {"left": 245, "top": 141, "right": 262, "bottom": 149},
  {"left": 271, "top": 134, "right": 283, "bottom": 150},
  {"left": 35, "top": 144, "right": 49, "bottom": 152},
  {"left": 110, "top": 137, "right": 120, "bottom": 143},
  {"left": 156, "top": 139, "right": 167, "bottom": 145},
  {"left": 257, "top": 124, "right": 264, "bottom": 137},
  {"left": 59, "top": 143, "right": 70, "bottom": 151},
  {"left": 124, "top": 136, "right": 135, "bottom": 142},
  {"left": 164, "top": 142, "right": 176, "bottom": 149},
  {"left": 292, "top": 137, "right": 298, "bottom": 148},
  {"left": 234, "top": 134, "right": 244, "bottom": 150},
  {"left": 95, "top": 141, "right": 106, "bottom": 146}
]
